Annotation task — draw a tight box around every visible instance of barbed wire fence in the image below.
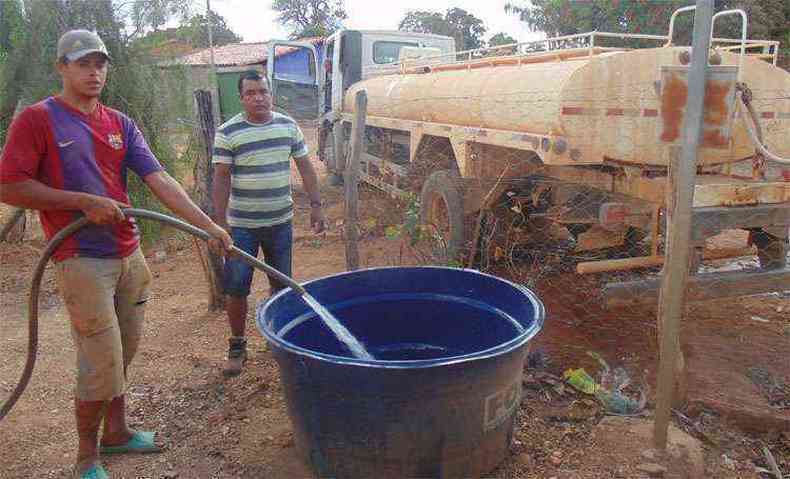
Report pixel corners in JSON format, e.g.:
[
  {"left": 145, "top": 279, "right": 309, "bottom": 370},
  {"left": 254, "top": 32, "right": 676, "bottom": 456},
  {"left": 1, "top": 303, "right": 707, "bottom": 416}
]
[{"left": 327, "top": 115, "right": 789, "bottom": 302}]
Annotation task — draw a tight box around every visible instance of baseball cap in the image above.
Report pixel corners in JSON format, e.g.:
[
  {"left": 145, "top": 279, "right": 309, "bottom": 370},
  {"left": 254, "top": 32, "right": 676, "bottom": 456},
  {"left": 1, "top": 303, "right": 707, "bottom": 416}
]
[{"left": 57, "top": 29, "right": 111, "bottom": 63}]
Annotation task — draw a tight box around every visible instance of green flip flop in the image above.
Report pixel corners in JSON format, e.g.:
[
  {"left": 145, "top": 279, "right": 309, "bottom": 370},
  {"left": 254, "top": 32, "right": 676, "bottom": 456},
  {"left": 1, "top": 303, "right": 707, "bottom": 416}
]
[
  {"left": 100, "top": 430, "right": 162, "bottom": 454},
  {"left": 79, "top": 463, "right": 108, "bottom": 479}
]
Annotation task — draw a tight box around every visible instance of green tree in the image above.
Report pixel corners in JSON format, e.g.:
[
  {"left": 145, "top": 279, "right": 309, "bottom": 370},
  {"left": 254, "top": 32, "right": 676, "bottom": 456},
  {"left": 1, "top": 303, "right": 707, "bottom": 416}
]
[
  {"left": 0, "top": 0, "right": 27, "bottom": 57},
  {"left": 714, "top": 0, "right": 789, "bottom": 68},
  {"left": 272, "top": 0, "right": 347, "bottom": 39},
  {"left": 0, "top": 0, "right": 63, "bottom": 144},
  {"left": 399, "top": 10, "right": 448, "bottom": 37},
  {"left": 489, "top": 32, "right": 517, "bottom": 47},
  {"left": 133, "top": 10, "right": 242, "bottom": 53},
  {"left": 446, "top": 8, "right": 487, "bottom": 50},
  {"left": 505, "top": 0, "right": 788, "bottom": 63},
  {"left": 177, "top": 10, "right": 242, "bottom": 48},
  {"left": 399, "top": 8, "right": 487, "bottom": 51},
  {"left": 504, "top": 0, "right": 691, "bottom": 39},
  {"left": 119, "top": 0, "right": 192, "bottom": 39},
  {"left": 0, "top": 0, "right": 28, "bottom": 124}
]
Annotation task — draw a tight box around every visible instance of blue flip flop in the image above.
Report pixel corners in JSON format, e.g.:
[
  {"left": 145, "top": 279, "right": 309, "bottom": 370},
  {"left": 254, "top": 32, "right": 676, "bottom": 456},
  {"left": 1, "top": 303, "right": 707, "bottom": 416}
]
[
  {"left": 80, "top": 463, "right": 108, "bottom": 479},
  {"left": 100, "top": 430, "right": 162, "bottom": 454}
]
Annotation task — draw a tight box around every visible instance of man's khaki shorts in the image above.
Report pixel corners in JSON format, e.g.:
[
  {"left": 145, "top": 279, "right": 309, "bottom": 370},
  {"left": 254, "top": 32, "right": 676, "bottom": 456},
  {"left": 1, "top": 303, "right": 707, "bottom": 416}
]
[{"left": 55, "top": 248, "right": 152, "bottom": 401}]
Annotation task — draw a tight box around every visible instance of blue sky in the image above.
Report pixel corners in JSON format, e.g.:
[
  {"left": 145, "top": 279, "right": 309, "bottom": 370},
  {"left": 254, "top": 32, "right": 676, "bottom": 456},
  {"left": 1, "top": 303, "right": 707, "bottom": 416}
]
[{"left": 209, "top": 0, "right": 544, "bottom": 44}]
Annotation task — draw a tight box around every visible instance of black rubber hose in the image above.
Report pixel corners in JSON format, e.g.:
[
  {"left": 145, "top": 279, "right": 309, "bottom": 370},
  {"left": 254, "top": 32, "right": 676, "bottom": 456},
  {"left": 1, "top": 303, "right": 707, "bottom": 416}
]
[{"left": 0, "top": 208, "right": 306, "bottom": 421}]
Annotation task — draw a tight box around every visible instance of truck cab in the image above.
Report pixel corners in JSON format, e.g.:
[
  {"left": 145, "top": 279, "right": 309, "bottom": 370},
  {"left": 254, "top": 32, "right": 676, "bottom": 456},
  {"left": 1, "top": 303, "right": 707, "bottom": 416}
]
[{"left": 267, "top": 30, "right": 454, "bottom": 175}]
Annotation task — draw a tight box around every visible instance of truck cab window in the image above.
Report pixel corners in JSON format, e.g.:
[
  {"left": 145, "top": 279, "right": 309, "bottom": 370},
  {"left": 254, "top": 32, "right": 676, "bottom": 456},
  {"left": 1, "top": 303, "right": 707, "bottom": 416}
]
[{"left": 373, "top": 41, "right": 418, "bottom": 64}]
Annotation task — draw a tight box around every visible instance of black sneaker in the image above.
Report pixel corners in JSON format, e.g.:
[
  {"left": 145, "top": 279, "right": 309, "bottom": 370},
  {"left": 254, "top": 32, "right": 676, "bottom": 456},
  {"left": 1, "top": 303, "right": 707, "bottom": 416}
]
[{"left": 223, "top": 336, "right": 248, "bottom": 377}]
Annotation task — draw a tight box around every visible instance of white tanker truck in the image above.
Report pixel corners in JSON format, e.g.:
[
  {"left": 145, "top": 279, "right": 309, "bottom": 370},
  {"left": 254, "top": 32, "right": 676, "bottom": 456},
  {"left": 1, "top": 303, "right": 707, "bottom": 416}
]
[{"left": 268, "top": 7, "right": 790, "bottom": 306}]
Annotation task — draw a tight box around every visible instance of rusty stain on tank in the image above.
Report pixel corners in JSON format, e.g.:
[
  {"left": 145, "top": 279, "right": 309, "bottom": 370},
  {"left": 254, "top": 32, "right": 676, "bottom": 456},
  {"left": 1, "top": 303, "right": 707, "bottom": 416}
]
[
  {"left": 703, "top": 81, "right": 730, "bottom": 126},
  {"left": 660, "top": 73, "right": 687, "bottom": 143},
  {"left": 701, "top": 80, "right": 732, "bottom": 148},
  {"left": 702, "top": 129, "right": 729, "bottom": 148}
]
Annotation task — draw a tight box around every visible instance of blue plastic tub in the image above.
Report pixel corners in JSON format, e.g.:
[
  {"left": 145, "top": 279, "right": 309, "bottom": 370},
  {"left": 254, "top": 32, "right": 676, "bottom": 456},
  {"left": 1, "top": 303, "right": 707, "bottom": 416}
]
[{"left": 256, "top": 267, "right": 544, "bottom": 478}]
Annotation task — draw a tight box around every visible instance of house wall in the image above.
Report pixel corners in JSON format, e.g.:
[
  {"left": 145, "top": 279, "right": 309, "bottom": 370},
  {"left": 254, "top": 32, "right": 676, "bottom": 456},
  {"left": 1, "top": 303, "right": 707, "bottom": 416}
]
[
  {"left": 216, "top": 65, "right": 265, "bottom": 122},
  {"left": 156, "top": 64, "right": 216, "bottom": 125},
  {"left": 157, "top": 63, "right": 265, "bottom": 127}
]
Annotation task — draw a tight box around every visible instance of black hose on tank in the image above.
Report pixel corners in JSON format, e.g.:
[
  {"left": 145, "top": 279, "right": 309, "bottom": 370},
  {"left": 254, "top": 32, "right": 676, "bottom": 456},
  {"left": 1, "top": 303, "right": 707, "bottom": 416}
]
[{"left": 0, "top": 208, "right": 305, "bottom": 421}]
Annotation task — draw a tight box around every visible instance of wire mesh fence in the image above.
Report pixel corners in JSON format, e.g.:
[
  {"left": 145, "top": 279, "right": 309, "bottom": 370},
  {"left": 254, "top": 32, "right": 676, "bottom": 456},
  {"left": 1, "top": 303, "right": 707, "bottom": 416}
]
[
  {"left": 281, "top": 35, "right": 790, "bottom": 440},
  {"left": 312, "top": 105, "right": 787, "bottom": 296}
]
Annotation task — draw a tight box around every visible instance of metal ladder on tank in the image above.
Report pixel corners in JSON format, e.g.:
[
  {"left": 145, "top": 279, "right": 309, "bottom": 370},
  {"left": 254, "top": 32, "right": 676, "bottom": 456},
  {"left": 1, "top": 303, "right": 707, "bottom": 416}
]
[{"left": 368, "top": 6, "right": 779, "bottom": 78}]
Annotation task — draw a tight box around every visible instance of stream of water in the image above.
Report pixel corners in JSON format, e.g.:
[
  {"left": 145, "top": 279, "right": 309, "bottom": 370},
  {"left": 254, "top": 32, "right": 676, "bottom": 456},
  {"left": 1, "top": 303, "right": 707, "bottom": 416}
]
[{"left": 301, "top": 293, "right": 375, "bottom": 360}]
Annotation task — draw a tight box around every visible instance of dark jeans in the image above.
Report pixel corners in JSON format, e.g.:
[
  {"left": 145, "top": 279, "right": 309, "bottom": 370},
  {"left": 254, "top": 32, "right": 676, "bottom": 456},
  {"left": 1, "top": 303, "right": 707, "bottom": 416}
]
[{"left": 223, "top": 222, "right": 293, "bottom": 297}]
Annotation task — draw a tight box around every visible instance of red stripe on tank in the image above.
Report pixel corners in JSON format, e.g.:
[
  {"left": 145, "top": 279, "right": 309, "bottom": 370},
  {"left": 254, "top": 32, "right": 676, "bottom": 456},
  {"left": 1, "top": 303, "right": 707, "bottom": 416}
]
[{"left": 561, "top": 107, "right": 586, "bottom": 115}]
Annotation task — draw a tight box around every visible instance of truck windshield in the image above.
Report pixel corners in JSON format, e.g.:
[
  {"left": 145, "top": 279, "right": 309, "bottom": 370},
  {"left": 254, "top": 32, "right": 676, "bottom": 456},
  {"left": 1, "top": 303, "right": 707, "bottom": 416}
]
[{"left": 373, "top": 41, "right": 419, "bottom": 64}]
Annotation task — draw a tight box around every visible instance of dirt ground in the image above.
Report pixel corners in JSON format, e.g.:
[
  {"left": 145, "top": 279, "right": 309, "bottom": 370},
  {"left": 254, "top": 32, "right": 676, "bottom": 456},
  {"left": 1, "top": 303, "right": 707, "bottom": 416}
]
[{"left": 1, "top": 128, "right": 789, "bottom": 478}]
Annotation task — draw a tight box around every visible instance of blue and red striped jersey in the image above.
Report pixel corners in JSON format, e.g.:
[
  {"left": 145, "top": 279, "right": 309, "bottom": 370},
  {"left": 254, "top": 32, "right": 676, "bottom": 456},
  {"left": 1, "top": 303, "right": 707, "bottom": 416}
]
[{"left": 0, "top": 97, "right": 163, "bottom": 261}]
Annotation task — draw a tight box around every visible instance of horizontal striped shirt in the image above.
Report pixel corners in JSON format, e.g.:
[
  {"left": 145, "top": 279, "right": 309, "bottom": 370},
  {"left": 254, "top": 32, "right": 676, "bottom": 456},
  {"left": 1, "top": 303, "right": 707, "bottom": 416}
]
[{"left": 212, "top": 112, "right": 309, "bottom": 228}]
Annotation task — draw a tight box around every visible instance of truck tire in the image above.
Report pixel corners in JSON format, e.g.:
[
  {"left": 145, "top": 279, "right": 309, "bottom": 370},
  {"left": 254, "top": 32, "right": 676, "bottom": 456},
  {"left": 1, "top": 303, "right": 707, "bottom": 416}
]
[{"left": 419, "top": 170, "right": 465, "bottom": 263}]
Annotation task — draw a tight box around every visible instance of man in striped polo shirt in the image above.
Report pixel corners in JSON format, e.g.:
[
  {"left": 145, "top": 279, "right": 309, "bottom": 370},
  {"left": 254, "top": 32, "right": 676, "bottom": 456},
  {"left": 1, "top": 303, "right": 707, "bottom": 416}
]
[{"left": 212, "top": 70, "right": 325, "bottom": 376}]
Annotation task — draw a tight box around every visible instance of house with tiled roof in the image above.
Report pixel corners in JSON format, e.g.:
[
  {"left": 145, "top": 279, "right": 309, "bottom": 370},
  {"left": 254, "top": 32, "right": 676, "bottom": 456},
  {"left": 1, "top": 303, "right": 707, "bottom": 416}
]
[
  {"left": 172, "top": 41, "right": 268, "bottom": 67},
  {"left": 171, "top": 37, "right": 325, "bottom": 67}
]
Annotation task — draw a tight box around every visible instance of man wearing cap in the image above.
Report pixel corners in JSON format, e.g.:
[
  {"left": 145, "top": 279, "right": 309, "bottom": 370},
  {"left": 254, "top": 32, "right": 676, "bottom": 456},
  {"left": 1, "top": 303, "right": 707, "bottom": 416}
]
[{"left": 0, "top": 30, "right": 232, "bottom": 479}]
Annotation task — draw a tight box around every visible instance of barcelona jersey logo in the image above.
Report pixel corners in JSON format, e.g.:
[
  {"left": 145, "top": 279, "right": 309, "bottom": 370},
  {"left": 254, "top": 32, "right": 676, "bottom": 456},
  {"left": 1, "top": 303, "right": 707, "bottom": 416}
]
[{"left": 107, "top": 133, "right": 123, "bottom": 150}]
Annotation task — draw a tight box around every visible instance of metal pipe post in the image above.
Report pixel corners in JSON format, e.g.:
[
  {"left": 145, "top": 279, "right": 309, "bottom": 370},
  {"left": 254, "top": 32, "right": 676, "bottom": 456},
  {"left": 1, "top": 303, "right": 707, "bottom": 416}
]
[{"left": 653, "top": 0, "right": 714, "bottom": 450}]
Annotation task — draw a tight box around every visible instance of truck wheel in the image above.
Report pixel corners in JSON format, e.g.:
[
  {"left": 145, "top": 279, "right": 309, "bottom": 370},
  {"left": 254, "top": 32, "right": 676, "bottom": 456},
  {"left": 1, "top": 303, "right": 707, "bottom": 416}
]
[
  {"left": 752, "top": 229, "right": 789, "bottom": 270},
  {"left": 419, "top": 170, "right": 465, "bottom": 263}
]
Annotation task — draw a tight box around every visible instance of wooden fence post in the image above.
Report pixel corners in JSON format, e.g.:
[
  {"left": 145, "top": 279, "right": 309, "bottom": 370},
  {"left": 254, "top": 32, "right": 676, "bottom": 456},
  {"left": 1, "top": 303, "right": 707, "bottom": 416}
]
[
  {"left": 653, "top": 0, "right": 713, "bottom": 450},
  {"left": 193, "top": 89, "right": 225, "bottom": 311},
  {"left": 344, "top": 90, "right": 367, "bottom": 271}
]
